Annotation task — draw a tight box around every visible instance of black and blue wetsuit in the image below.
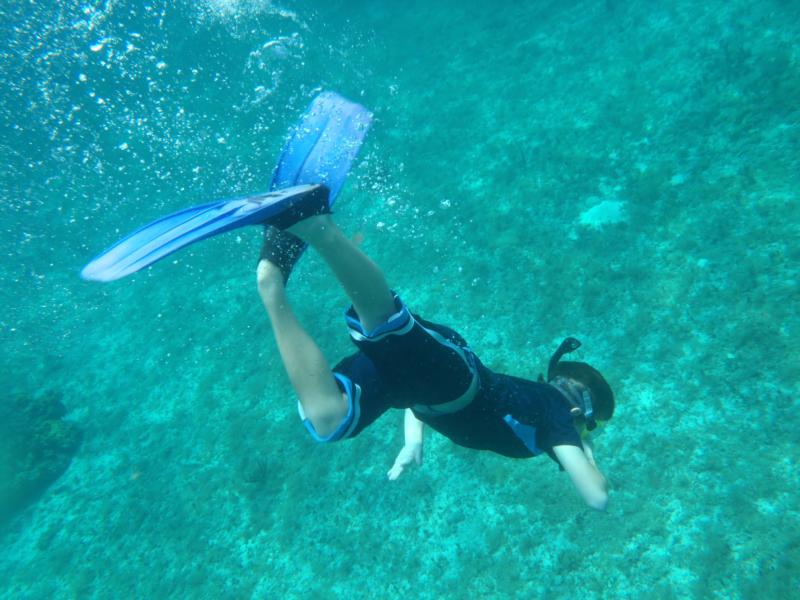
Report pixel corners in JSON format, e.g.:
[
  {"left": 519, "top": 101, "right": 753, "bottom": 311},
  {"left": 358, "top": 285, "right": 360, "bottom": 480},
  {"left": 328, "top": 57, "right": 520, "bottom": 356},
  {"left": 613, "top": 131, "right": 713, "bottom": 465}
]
[{"left": 297, "top": 294, "right": 583, "bottom": 467}]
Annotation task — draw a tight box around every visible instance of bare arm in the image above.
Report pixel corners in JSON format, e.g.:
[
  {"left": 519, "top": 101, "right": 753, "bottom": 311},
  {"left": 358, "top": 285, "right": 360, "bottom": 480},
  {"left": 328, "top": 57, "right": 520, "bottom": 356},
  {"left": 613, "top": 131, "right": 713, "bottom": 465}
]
[
  {"left": 387, "top": 409, "right": 424, "bottom": 480},
  {"left": 552, "top": 441, "right": 608, "bottom": 511},
  {"left": 403, "top": 407, "right": 424, "bottom": 445}
]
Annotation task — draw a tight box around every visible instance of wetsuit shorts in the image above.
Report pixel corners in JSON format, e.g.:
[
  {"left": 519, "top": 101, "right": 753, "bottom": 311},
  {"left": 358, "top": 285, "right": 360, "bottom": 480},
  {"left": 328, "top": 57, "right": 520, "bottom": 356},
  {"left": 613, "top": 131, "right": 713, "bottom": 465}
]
[{"left": 298, "top": 293, "right": 480, "bottom": 441}]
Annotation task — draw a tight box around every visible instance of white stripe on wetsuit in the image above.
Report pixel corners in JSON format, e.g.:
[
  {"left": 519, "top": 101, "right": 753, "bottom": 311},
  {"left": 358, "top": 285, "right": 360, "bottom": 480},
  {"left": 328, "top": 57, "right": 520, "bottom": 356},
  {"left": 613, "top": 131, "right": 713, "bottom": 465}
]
[{"left": 410, "top": 324, "right": 480, "bottom": 416}]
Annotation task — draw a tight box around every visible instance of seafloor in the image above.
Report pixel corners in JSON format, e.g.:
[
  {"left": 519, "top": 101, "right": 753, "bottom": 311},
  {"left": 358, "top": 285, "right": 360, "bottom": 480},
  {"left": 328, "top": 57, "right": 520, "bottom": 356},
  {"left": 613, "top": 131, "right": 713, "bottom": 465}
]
[{"left": 1, "top": 0, "right": 798, "bottom": 598}]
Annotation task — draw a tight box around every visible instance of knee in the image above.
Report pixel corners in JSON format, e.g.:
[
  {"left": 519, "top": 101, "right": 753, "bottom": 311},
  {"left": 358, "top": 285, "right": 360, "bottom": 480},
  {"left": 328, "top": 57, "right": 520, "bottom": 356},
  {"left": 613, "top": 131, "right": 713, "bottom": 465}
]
[
  {"left": 297, "top": 388, "right": 352, "bottom": 443},
  {"left": 298, "top": 374, "right": 359, "bottom": 443},
  {"left": 303, "top": 402, "right": 348, "bottom": 439}
]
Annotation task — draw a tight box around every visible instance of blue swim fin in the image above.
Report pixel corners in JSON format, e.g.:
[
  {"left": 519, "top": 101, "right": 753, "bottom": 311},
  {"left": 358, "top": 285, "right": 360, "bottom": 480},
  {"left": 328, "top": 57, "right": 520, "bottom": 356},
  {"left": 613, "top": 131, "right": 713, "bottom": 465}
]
[
  {"left": 81, "top": 185, "right": 326, "bottom": 282},
  {"left": 270, "top": 90, "right": 372, "bottom": 202},
  {"left": 81, "top": 91, "right": 372, "bottom": 282}
]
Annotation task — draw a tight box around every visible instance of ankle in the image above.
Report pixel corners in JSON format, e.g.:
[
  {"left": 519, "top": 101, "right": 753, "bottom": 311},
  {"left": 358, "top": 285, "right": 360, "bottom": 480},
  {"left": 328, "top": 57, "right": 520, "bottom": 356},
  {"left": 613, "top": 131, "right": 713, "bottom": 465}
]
[
  {"left": 257, "top": 260, "right": 285, "bottom": 299},
  {"left": 287, "top": 214, "right": 338, "bottom": 245}
]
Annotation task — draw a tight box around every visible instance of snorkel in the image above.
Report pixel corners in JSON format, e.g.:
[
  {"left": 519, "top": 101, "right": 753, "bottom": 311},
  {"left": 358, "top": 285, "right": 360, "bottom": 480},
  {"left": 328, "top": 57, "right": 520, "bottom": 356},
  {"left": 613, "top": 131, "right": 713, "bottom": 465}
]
[
  {"left": 545, "top": 337, "right": 599, "bottom": 431},
  {"left": 547, "top": 337, "right": 581, "bottom": 381}
]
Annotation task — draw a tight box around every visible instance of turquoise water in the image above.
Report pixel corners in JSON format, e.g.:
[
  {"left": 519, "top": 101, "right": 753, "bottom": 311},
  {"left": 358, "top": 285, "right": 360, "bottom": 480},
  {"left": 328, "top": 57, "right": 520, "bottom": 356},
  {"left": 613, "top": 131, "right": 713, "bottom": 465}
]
[{"left": 2, "top": 0, "right": 799, "bottom": 597}]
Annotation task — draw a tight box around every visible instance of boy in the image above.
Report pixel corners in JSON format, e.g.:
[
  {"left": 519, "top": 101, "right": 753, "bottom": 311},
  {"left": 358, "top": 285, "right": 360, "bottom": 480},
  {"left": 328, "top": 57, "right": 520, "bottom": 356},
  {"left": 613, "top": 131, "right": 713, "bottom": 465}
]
[{"left": 256, "top": 185, "right": 614, "bottom": 511}]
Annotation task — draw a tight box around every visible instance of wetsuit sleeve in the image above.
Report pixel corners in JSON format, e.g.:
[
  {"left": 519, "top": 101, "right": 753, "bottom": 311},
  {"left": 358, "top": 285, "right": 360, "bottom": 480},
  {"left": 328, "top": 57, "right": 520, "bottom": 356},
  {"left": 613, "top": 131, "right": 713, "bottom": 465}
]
[{"left": 541, "top": 401, "right": 583, "bottom": 469}]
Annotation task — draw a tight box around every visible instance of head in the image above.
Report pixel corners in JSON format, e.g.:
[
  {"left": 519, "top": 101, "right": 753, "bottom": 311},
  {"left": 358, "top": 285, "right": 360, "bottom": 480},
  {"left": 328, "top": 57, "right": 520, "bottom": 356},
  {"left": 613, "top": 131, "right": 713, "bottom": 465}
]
[{"left": 542, "top": 338, "right": 615, "bottom": 431}]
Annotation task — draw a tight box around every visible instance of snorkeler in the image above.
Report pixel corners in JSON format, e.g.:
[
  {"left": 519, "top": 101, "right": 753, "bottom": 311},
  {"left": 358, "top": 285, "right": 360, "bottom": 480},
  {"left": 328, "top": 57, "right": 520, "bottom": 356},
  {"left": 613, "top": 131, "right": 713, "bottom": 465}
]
[
  {"left": 254, "top": 187, "right": 614, "bottom": 511},
  {"left": 81, "top": 91, "right": 614, "bottom": 510}
]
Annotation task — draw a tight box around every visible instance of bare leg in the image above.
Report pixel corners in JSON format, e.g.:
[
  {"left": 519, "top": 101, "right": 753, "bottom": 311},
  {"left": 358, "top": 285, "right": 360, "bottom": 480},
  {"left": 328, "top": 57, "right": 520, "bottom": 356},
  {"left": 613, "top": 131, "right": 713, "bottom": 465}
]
[
  {"left": 287, "top": 214, "right": 396, "bottom": 332},
  {"left": 256, "top": 214, "right": 396, "bottom": 436},
  {"left": 257, "top": 261, "right": 347, "bottom": 438}
]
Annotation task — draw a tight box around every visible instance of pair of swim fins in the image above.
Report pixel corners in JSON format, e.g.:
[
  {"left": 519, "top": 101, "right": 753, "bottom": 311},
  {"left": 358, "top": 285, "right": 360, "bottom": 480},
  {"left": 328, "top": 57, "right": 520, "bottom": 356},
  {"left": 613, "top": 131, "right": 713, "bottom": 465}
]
[{"left": 81, "top": 91, "right": 372, "bottom": 282}]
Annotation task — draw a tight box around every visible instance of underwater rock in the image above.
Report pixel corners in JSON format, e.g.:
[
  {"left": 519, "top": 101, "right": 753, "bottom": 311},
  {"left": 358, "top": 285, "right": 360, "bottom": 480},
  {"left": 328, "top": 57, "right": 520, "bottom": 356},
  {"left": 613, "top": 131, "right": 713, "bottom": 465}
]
[
  {"left": 579, "top": 198, "right": 629, "bottom": 229},
  {"left": 240, "top": 455, "right": 269, "bottom": 485},
  {"left": 0, "top": 391, "right": 82, "bottom": 527}
]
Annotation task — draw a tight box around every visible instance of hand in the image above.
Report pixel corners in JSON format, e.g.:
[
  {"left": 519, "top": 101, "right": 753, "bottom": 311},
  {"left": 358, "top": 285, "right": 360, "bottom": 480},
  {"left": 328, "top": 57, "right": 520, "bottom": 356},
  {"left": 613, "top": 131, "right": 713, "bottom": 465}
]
[{"left": 387, "top": 443, "right": 422, "bottom": 480}]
